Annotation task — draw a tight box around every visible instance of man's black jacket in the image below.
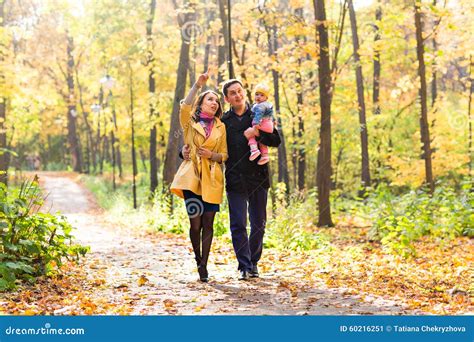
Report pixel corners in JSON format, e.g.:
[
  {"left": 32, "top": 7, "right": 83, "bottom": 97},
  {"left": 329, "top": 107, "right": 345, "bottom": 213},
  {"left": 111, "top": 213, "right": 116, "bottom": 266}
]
[{"left": 221, "top": 105, "right": 281, "bottom": 193}]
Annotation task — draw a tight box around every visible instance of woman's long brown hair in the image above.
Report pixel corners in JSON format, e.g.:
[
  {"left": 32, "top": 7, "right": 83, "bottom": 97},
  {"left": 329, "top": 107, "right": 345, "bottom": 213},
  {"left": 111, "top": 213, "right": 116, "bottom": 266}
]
[{"left": 191, "top": 90, "right": 223, "bottom": 122}]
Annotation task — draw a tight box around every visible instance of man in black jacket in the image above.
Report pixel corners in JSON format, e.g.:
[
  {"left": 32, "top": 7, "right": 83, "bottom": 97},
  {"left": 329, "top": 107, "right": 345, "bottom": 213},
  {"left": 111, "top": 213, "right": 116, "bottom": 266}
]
[{"left": 183, "top": 79, "right": 281, "bottom": 280}]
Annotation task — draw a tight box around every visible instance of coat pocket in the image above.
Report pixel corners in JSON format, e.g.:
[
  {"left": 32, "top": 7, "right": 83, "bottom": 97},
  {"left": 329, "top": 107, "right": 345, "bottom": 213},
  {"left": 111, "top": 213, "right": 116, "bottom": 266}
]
[{"left": 210, "top": 162, "right": 224, "bottom": 188}]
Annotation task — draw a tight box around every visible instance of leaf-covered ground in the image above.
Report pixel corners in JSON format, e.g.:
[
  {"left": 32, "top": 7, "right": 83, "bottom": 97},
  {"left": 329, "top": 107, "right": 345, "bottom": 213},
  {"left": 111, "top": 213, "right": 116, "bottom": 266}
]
[{"left": 0, "top": 174, "right": 472, "bottom": 315}]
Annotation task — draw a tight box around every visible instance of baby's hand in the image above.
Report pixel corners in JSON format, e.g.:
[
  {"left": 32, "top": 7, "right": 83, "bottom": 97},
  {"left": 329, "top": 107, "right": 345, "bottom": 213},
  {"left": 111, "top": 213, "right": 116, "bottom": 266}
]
[{"left": 244, "top": 127, "right": 258, "bottom": 139}]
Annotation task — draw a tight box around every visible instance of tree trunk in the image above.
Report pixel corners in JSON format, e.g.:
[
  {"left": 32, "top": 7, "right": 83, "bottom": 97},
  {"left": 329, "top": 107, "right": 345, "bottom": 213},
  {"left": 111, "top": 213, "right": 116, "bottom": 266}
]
[
  {"left": 373, "top": 0, "right": 382, "bottom": 115},
  {"left": 226, "top": 0, "right": 234, "bottom": 78},
  {"left": 0, "top": 101, "right": 6, "bottom": 186},
  {"left": 348, "top": 0, "right": 371, "bottom": 190},
  {"left": 139, "top": 149, "right": 148, "bottom": 172},
  {"left": 162, "top": 8, "right": 191, "bottom": 189},
  {"left": 372, "top": 0, "right": 383, "bottom": 184},
  {"left": 414, "top": 0, "right": 435, "bottom": 193},
  {"left": 267, "top": 24, "right": 290, "bottom": 192},
  {"left": 218, "top": 0, "right": 235, "bottom": 80},
  {"left": 147, "top": 0, "right": 158, "bottom": 195},
  {"left": 313, "top": 0, "right": 334, "bottom": 227},
  {"left": 297, "top": 85, "right": 305, "bottom": 191},
  {"left": 202, "top": 6, "right": 213, "bottom": 85},
  {"left": 97, "top": 89, "right": 103, "bottom": 174},
  {"left": 295, "top": 7, "right": 306, "bottom": 191},
  {"left": 0, "top": 0, "right": 7, "bottom": 185},
  {"left": 330, "top": 0, "right": 348, "bottom": 97},
  {"left": 83, "top": 130, "right": 90, "bottom": 174},
  {"left": 112, "top": 106, "right": 123, "bottom": 178},
  {"left": 108, "top": 99, "right": 120, "bottom": 188},
  {"left": 189, "top": 48, "right": 196, "bottom": 88},
  {"left": 431, "top": 0, "right": 438, "bottom": 107},
  {"left": 468, "top": 55, "right": 473, "bottom": 176},
  {"left": 333, "top": 146, "right": 344, "bottom": 189},
  {"left": 74, "top": 67, "right": 95, "bottom": 174},
  {"left": 203, "top": 7, "right": 212, "bottom": 77},
  {"left": 296, "top": 67, "right": 305, "bottom": 191},
  {"left": 103, "top": 134, "right": 110, "bottom": 163},
  {"left": 231, "top": 32, "right": 252, "bottom": 101},
  {"left": 96, "top": 121, "right": 101, "bottom": 174},
  {"left": 129, "top": 63, "right": 138, "bottom": 209},
  {"left": 291, "top": 121, "right": 297, "bottom": 190},
  {"left": 217, "top": 35, "right": 226, "bottom": 86},
  {"left": 217, "top": 0, "right": 227, "bottom": 85},
  {"left": 65, "top": 33, "right": 83, "bottom": 173},
  {"left": 110, "top": 130, "right": 116, "bottom": 190}
]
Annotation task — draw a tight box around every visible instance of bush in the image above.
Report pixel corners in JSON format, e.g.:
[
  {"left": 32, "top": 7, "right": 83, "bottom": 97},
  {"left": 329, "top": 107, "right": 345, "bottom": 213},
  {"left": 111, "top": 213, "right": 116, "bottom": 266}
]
[
  {"left": 265, "top": 183, "right": 331, "bottom": 251},
  {"left": 0, "top": 177, "right": 89, "bottom": 290},
  {"left": 366, "top": 181, "right": 473, "bottom": 256},
  {"left": 44, "top": 162, "right": 68, "bottom": 171},
  {"left": 147, "top": 192, "right": 188, "bottom": 234}
]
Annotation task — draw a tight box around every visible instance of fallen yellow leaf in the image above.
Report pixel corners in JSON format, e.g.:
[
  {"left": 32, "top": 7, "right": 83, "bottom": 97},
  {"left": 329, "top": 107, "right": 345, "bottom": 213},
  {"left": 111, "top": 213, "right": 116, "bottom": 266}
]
[
  {"left": 163, "top": 299, "right": 176, "bottom": 308},
  {"left": 194, "top": 305, "right": 205, "bottom": 312},
  {"left": 138, "top": 275, "right": 149, "bottom": 286}
]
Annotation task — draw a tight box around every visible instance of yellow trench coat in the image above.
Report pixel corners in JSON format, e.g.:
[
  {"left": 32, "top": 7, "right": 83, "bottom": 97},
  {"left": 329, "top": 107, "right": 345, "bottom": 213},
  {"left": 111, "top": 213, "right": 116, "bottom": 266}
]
[{"left": 170, "top": 102, "right": 228, "bottom": 204}]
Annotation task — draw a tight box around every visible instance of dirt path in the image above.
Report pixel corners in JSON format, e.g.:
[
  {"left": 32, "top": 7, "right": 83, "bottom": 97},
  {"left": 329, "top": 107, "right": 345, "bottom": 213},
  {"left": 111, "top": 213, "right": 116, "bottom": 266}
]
[{"left": 38, "top": 173, "right": 413, "bottom": 315}]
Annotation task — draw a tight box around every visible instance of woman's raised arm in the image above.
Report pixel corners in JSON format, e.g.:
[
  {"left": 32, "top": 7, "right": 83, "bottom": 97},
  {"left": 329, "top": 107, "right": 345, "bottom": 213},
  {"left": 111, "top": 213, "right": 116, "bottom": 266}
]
[
  {"left": 183, "top": 67, "right": 210, "bottom": 105},
  {"left": 180, "top": 68, "right": 211, "bottom": 129}
]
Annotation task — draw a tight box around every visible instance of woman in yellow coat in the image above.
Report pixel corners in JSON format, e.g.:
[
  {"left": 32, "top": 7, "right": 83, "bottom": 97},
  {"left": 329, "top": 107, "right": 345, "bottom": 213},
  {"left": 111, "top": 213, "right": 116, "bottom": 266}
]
[{"left": 170, "top": 69, "right": 228, "bottom": 282}]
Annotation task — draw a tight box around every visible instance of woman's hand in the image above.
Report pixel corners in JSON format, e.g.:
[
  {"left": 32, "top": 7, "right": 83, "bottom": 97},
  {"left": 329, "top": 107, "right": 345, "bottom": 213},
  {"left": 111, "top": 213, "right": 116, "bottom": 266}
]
[
  {"left": 196, "top": 67, "right": 210, "bottom": 88},
  {"left": 197, "top": 147, "right": 213, "bottom": 159},
  {"left": 182, "top": 144, "right": 191, "bottom": 160}
]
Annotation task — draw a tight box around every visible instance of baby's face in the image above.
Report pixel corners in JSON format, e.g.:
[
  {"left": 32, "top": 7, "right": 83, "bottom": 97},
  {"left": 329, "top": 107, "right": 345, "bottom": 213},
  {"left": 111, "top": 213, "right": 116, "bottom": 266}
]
[{"left": 254, "top": 92, "right": 267, "bottom": 104}]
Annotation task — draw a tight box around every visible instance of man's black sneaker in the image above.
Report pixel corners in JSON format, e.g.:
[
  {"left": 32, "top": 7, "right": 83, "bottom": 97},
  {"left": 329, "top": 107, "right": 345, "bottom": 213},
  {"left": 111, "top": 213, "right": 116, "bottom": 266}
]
[
  {"left": 239, "top": 270, "right": 250, "bottom": 281},
  {"left": 249, "top": 265, "right": 259, "bottom": 278}
]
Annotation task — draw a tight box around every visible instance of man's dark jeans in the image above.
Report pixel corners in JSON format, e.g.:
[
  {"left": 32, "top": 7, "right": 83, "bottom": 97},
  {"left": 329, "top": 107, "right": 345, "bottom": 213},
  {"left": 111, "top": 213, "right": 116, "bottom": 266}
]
[{"left": 227, "top": 187, "right": 268, "bottom": 272}]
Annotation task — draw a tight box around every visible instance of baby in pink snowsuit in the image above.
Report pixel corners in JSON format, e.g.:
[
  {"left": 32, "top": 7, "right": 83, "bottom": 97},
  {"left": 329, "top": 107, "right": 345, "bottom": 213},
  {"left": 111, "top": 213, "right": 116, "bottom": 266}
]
[{"left": 248, "top": 84, "right": 274, "bottom": 165}]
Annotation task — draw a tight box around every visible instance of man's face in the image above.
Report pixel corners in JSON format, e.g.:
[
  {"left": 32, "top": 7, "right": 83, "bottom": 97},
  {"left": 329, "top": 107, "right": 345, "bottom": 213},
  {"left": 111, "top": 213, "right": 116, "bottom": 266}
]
[{"left": 224, "top": 83, "right": 246, "bottom": 108}]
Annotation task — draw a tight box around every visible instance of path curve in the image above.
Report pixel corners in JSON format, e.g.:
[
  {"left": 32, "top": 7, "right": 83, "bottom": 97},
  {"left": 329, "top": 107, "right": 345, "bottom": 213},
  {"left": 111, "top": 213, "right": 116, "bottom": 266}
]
[{"left": 39, "top": 172, "right": 410, "bottom": 315}]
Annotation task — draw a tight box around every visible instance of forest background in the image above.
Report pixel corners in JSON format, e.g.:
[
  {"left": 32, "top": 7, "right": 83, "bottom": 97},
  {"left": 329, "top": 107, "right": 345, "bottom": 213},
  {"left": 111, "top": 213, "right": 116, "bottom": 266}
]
[{"left": 0, "top": 0, "right": 472, "bottom": 315}]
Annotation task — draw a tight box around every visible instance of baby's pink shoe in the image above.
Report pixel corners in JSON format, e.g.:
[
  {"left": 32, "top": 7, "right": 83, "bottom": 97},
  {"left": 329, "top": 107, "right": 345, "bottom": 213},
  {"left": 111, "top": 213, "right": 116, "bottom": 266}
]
[
  {"left": 257, "top": 154, "right": 269, "bottom": 165},
  {"left": 249, "top": 144, "right": 261, "bottom": 161}
]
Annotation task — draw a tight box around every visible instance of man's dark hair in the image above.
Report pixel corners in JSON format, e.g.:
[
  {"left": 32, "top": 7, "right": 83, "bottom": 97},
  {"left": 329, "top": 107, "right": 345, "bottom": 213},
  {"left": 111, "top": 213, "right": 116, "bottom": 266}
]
[{"left": 222, "top": 79, "right": 243, "bottom": 97}]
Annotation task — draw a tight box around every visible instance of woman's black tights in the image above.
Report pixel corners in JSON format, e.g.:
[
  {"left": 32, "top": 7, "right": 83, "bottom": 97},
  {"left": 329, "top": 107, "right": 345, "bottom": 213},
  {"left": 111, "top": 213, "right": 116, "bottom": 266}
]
[{"left": 189, "top": 211, "right": 216, "bottom": 268}]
